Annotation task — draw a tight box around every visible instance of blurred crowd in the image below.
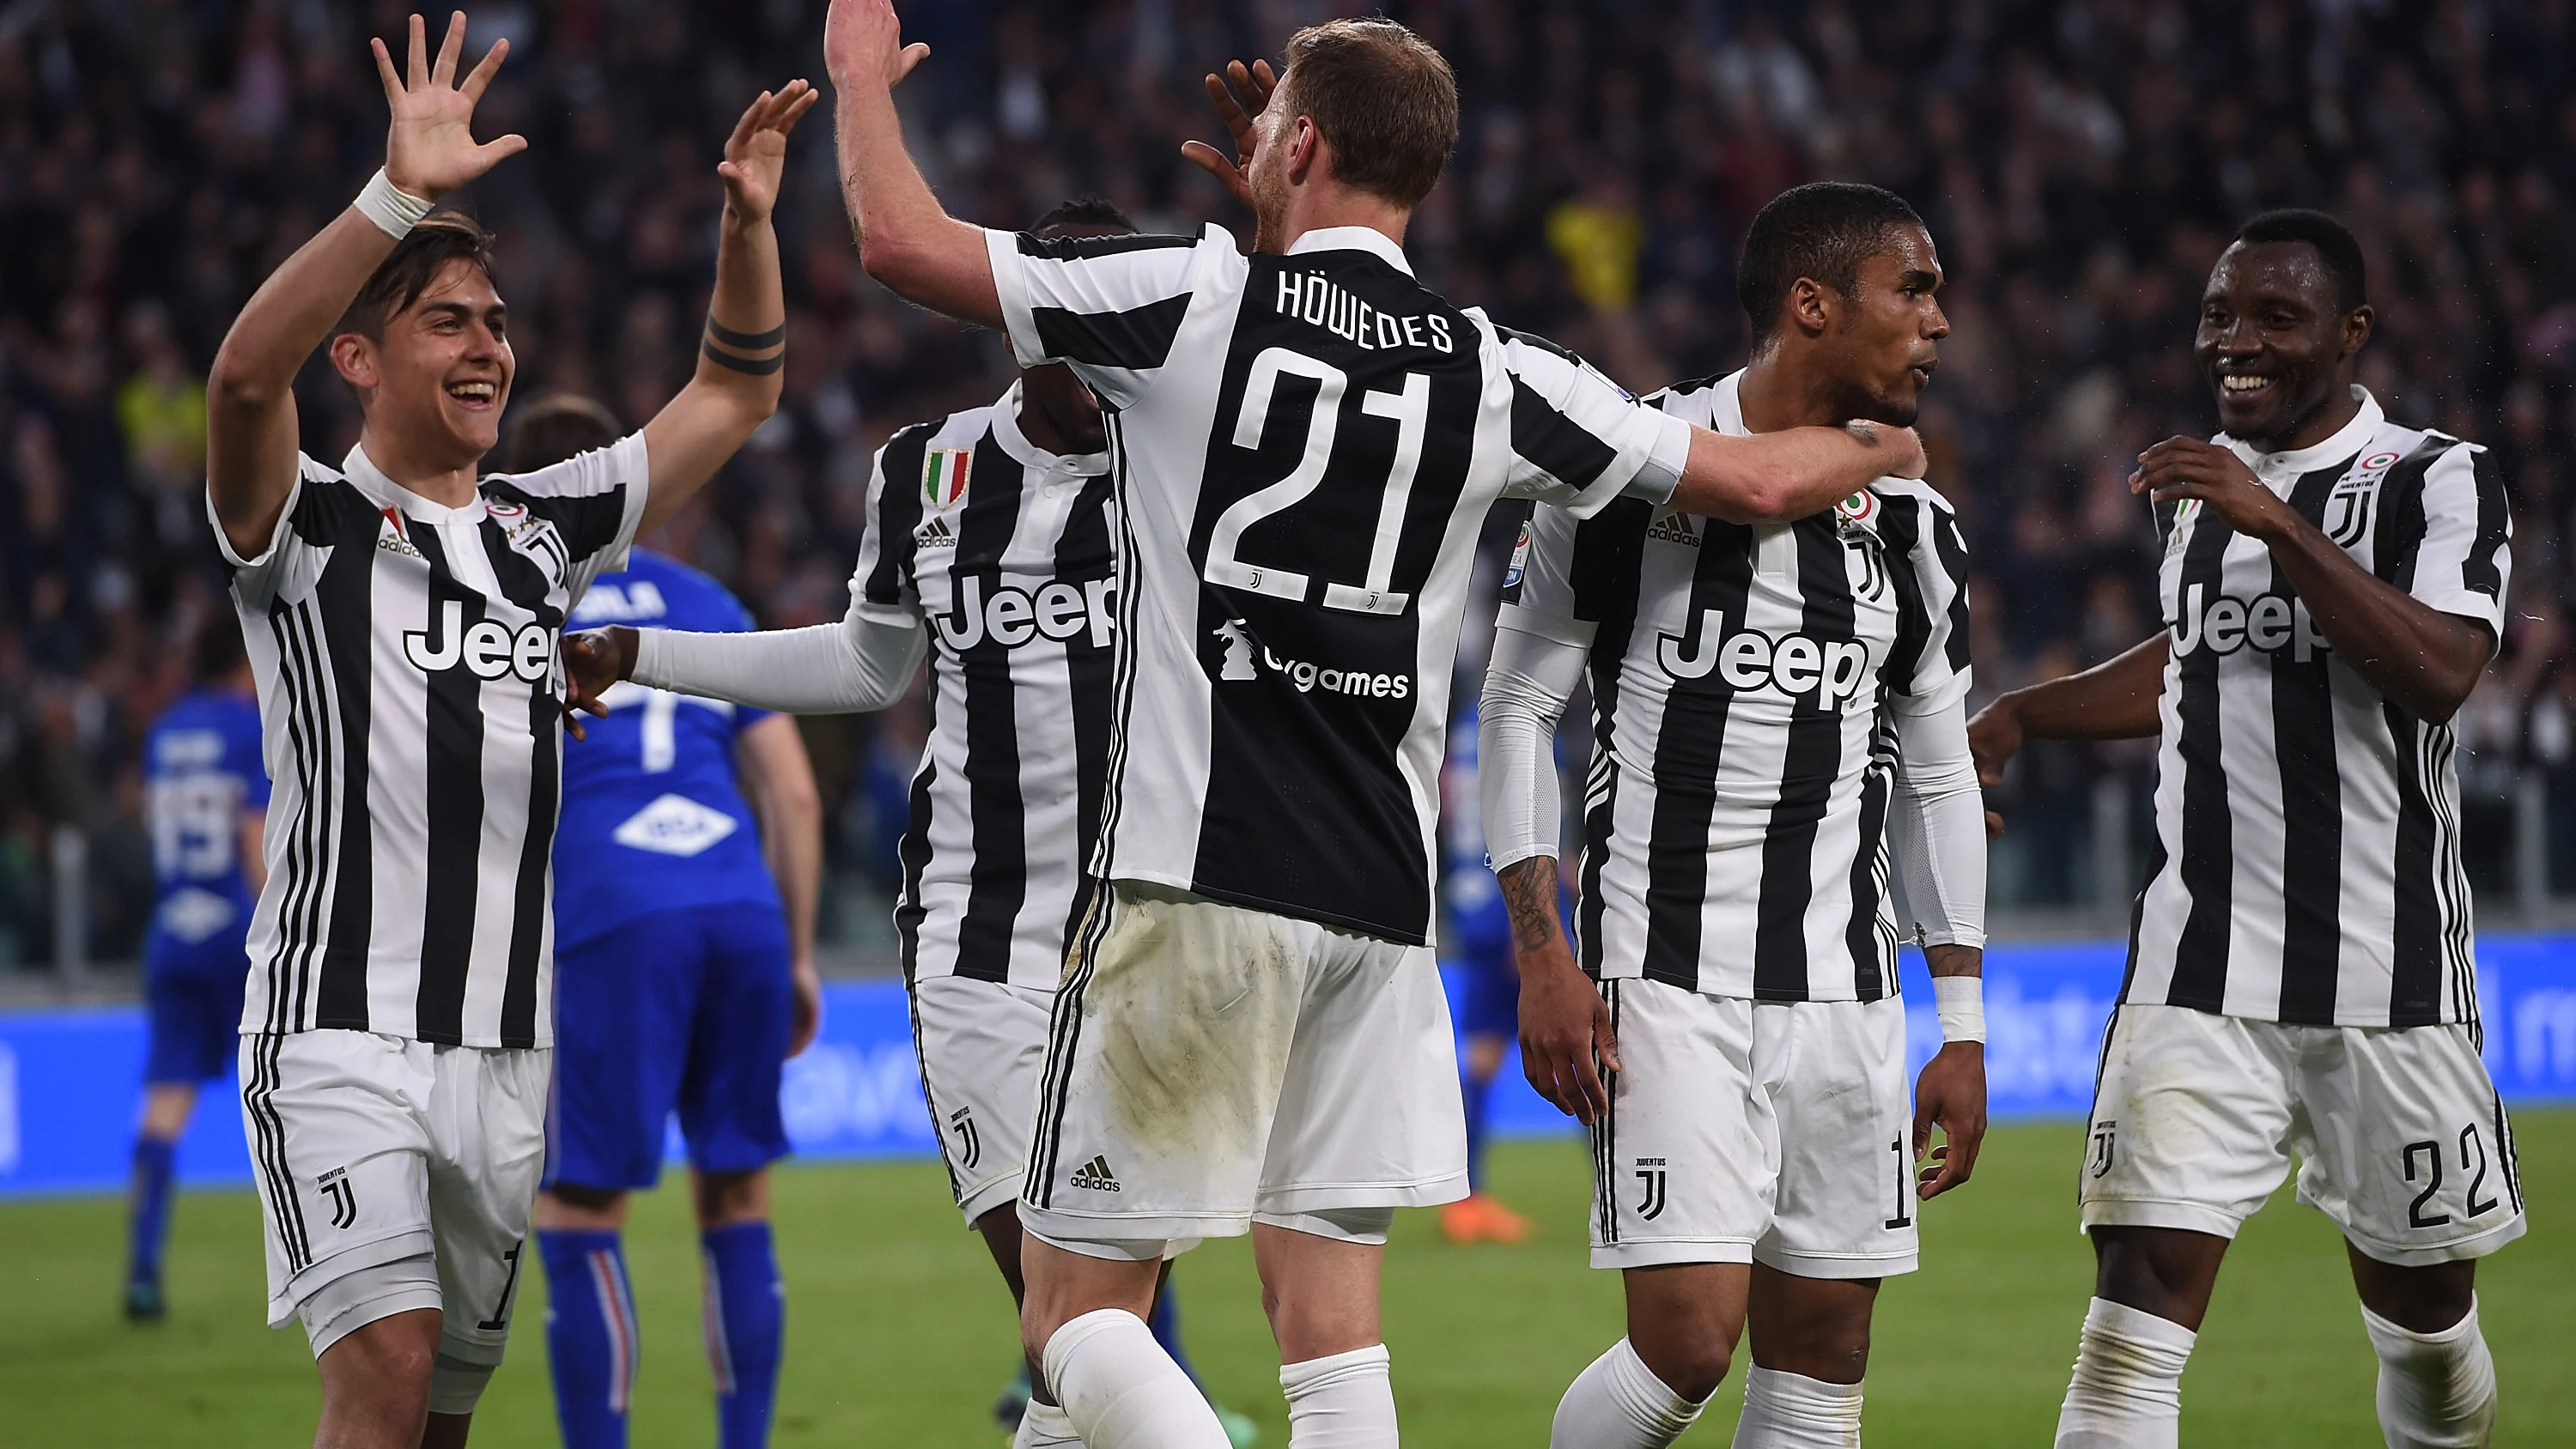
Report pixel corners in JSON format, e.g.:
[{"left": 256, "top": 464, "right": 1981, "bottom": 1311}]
[{"left": 3, "top": 0, "right": 2575, "bottom": 964}]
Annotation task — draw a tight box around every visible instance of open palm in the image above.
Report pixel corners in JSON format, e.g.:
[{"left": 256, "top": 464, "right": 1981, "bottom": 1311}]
[
  {"left": 718, "top": 82, "right": 821, "bottom": 224},
  {"left": 373, "top": 11, "right": 525, "bottom": 200}
]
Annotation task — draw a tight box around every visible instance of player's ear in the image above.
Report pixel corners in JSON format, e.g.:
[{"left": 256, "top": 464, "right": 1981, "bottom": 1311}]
[
  {"left": 2341, "top": 304, "right": 2375, "bottom": 359},
  {"left": 328, "top": 331, "right": 379, "bottom": 391},
  {"left": 1285, "top": 115, "right": 1321, "bottom": 185},
  {"left": 1788, "top": 276, "right": 1832, "bottom": 339}
]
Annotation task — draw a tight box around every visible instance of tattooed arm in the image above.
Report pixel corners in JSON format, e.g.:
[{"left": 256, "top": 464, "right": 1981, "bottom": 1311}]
[{"left": 1498, "top": 856, "right": 1620, "bottom": 1125}]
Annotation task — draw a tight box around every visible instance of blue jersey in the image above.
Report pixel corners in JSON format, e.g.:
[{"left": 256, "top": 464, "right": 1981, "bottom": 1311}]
[
  {"left": 143, "top": 688, "right": 270, "bottom": 977},
  {"left": 554, "top": 551, "right": 782, "bottom": 952}
]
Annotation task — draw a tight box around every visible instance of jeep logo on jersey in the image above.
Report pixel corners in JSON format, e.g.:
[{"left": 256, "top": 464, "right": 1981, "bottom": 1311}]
[
  {"left": 2170, "top": 581, "right": 2331, "bottom": 661},
  {"left": 1657, "top": 616, "right": 1870, "bottom": 707},
  {"left": 934, "top": 574, "right": 1116, "bottom": 651},
  {"left": 922, "top": 449, "right": 972, "bottom": 511},
  {"left": 402, "top": 600, "right": 554, "bottom": 682}
]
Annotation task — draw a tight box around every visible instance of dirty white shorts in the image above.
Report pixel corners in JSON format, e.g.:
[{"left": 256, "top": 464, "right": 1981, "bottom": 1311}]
[
  {"left": 1589, "top": 979, "right": 1919, "bottom": 1277},
  {"left": 2081, "top": 1003, "right": 2525, "bottom": 1265},
  {"left": 1018, "top": 880, "right": 1468, "bottom": 1258},
  {"left": 912, "top": 973, "right": 1053, "bottom": 1226}
]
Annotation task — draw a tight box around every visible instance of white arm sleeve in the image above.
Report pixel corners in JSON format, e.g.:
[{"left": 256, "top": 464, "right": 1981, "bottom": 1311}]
[
  {"left": 632, "top": 604, "right": 927, "bottom": 714},
  {"left": 1886, "top": 695, "right": 1988, "bottom": 949},
  {"left": 1478, "top": 621, "right": 1592, "bottom": 870}
]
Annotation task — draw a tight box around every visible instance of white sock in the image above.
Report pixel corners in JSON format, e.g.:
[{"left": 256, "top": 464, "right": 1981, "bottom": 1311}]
[
  {"left": 2360, "top": 1299, "right": 2496, "bottom": 1448},
  {"left": 1733, "top": 1367, "right": 1865, "bottom": 1448},
  {"left": 1279, "top": 1343, "right": 1397, "bottom": 1448},
  {"left": 2054, "top": 1298, "right": 2196, "bottom": 1448},
  {"left": 1043, "top": 1307, "right": 1230, "bottom": 1449},
  {"left": 1014, "top": 1398, "right": 1085, "bottom": 1449},
  {"left": 1551, "top": 1337, "right": 1707, "bottom": 1449}
]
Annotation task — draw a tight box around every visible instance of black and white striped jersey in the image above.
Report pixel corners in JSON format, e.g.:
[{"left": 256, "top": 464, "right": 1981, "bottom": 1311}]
[
  {"left": 984, "top": 223, "right": 1692, "bottom": 944},
  {"left": 1501, "top": 371, "right": 1971, "bottom": 1001},
  {"left": 2128, "top": 390, "right": 2511, "bottom": 1028},
  {"left": 217, "top": 439, "right": 648, "bottom": 1048},
  {"left": 850, "top": 385, "right": 1118, "bottom": 990}
]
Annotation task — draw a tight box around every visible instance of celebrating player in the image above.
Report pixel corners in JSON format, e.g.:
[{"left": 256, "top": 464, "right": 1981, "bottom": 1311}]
[
  {"left": 498, "top": 397, "right": 824, "bottom": 1449},
  {"left": 1971, "top": 209, "right": 2522, "bottom": 1449},
  {"left": 562, "top": 197, "right": 1255, "bottom": 1449},
  {"left": 1486, "top": 182, "right": 1988, "bottom": 1449},
  {"left": 202, "top": 14, "right": 807, "bottom": 1446},
  {"left": 823, "top": 5, "right": 1927, "bottom": 1444},
  {"left": 124, "top": 621, "right": 270, "bottom": 1322}
]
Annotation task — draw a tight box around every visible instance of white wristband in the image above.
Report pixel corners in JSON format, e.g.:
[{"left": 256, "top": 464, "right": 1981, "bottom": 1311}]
[
  {"left": 1933, "top": 975, "right": 1985, "bottom": 1045},
  {"left": 354, "top": 168, "right": 435, "bottom": 239}
]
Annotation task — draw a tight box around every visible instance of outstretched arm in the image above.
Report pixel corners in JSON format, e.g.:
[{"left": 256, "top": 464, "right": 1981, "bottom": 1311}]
[
  {"left": 560, "top": 609, "right": 926, "bottom": 720},
  {"left": 207, "top": 12, "right": 522, "bottom": 556},
  {"left": 635, "top": 83, "right": 818, "bottom": 537},
  {"left": 1667, "top": 420, "right": 1929, "bottom": 525},
  {"left": 823, "top": 0, "right": 999, "bottom": 326}
]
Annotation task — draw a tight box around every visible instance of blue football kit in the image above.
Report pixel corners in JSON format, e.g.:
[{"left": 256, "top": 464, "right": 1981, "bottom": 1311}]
[
  {"left": 548, "top": 549, "right": 793, "bottom": 1190},
  {"left": 142, "top": 687, "right": 270, "bottom": 1084}
]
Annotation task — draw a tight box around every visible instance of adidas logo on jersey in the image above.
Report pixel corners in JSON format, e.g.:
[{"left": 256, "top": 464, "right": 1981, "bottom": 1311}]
[
  {"left": 376, "top": 507, "right": 422, "bottom": 559},
  {"left": 914, "top": 514, "right": 957, "bottom": 549},
  {"left": 1644, "top": 510, "right": 1701, "bottom": 548},
  {"left": 1068, "top": 1155, "right": 1121, "bottom": 1191}
]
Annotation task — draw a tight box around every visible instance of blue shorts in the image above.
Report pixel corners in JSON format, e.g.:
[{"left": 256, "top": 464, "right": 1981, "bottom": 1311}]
[
  {"left": 547, "top": 900, "right": 793, "bottom": 1191},
  {"left": 144, "top": 962, "right": 248, "bottom": 1085},
  {"left": 1455, "top": 952, "right": 1520, "bottom": 1040}
]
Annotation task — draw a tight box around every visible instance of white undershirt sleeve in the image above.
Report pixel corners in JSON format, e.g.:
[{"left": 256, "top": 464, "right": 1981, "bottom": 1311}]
[
  {"left": 1479, "top": 621, "right": 1592, "bottom": 871},
  {"left": 630, "top": 603, "right": 927, "bottom": 714},
  {"left": 1887, "top": 693, "right": 1988, "bottom": 949}
]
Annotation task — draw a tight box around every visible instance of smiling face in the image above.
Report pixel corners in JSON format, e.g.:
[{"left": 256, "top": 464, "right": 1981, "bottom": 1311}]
[
  {"left": 2196, "top": 239, "right": 2372, "bottom": 447},
  {"left": 1812, "top": 225, "right": 1948, "bottom": 427},
  {"left": 331, "top": 257, "right": 515, "bottom": 472}
]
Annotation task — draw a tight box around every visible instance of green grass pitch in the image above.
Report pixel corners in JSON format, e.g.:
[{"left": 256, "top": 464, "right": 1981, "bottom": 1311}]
[{"left": 3, "top": 1114, "right": 2569, "bottom": 1446}]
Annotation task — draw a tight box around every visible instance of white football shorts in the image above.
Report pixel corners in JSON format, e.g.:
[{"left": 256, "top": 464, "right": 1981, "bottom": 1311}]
[
  {"left": 1589, "top": 978, "right": 1920, "bottom": 1278},
  {"left": 1018, "top": 880, "right": 1469, "bottom": 1258},
  {"left": 912, "top": 973, "right": 1054, "bottom": 1226},
  {"left": 240, "top": 1030, "right": 548, "bottom": 1361},
  {"left": 2080, "top": 1003, "right": 2526, "bottom": 1266}
]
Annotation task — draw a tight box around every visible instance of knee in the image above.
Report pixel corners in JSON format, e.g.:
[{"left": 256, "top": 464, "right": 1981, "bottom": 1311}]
[
  {"left": 2092, "top": 1228, "right": 2222, "bottom": 1326},
  {"left": 2358, "top": 1259, "right": 2477, "bottom": 1335},
  {"left": 1760, "top": 1316, "right": 1872, "bottom": 1383},
  {"left": 693, "top": 1169, "right": 766, "bottom": 1228},
  {"left": 1631, "top": 1325, "right": 1735, "bottom": 1404}
]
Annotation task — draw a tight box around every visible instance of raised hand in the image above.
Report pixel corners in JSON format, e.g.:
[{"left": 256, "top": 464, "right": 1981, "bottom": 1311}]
[
  {"left": 372, "top": 11, "right": 525, "bottom": 201},
  {"left": 823, "top": 0, "right": 932, "bottom": 94},
  {"left": 1181, "top": 58, "right": 1279, "bottom": 209},
  {"left": 719, "top": 82, "right": 822, "bottom": 224}
]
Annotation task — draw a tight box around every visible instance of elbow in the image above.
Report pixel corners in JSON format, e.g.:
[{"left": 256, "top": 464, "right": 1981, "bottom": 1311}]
[
  {"left": 857, "top": 232, "right": 925, "bottom": 294},
  {"left": 208, "top": 344, "right": 283, "bottom": 414}
]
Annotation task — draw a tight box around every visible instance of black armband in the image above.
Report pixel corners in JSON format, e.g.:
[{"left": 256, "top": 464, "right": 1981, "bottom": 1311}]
[
  {"left": 706, "top": 318, "right": 787, "bottom": 350},
  {"left": 702, "top": 338, "right": 787, "bottom": 375}
]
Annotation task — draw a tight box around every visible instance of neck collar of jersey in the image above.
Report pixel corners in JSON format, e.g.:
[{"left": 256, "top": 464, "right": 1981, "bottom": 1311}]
[
  {"left": 343, "top": 443, "right": 487, "bottom": 524},
  {"left": 993, "top": 381, "right": 1110, "bottom": 475},
  {"left": 1285, "top": 225, "right": 1414, "bottom": 276},
  {"left": 1701, "top": 369, "right": 1752, "bottom": 436},
  {"left": 2222, "top": 385, "right": 2385, "bottom": 475}
]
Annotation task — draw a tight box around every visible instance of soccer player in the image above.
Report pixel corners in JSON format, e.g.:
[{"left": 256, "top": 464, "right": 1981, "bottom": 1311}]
[
  {"left": 823, "top": 7, "right": 1924, "bottom": 1445},
  {"left": 495, "top": 396, "right": 824, "bottom": 1449},
  {"left": 563, "top": 196, "right": 1255, "bottom": 1449},
  {"left": 125, "top": 621, "right": 270, "bottom": 1322},
  {"left": 202, "top": 15, "right": 809, "bottom": 1446},
  {"left": 1437, "top": 700, "right": 1533, "bottom": 1246},
  {"left": 1970, "top": 209, "right": 2522, "bottom": 1449},
  {"left": 1485, "top": 182, "right": 1989, "bottom": 1449}
]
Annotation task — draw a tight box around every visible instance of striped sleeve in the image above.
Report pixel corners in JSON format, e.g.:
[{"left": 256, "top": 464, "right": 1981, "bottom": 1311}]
[
  {"left": 2400, "top": 440, "right": 2511, "bottom": 635},
  {"left": 851, "top": 426, "right": 929, "bottom": 622},
  {"left": 1883, "top": 484, "right": 1973, "bottom": 712},
  {"left": 208, "top": 456, "right": 344, "bottom": 610},
  {"left": 984, "top": 226, "right": 1206, "bottom": 409},
  {"left": 1492, "top": 324, "right": 1692, "bottom": 518},
  {"left": 1493, "top": 502, "right": 1597, "bottom": 647}
]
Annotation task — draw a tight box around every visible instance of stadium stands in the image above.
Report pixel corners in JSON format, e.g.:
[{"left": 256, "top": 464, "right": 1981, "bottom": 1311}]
[{"left": 0, "top": 0, "right": 2572, "bottom": 965}]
